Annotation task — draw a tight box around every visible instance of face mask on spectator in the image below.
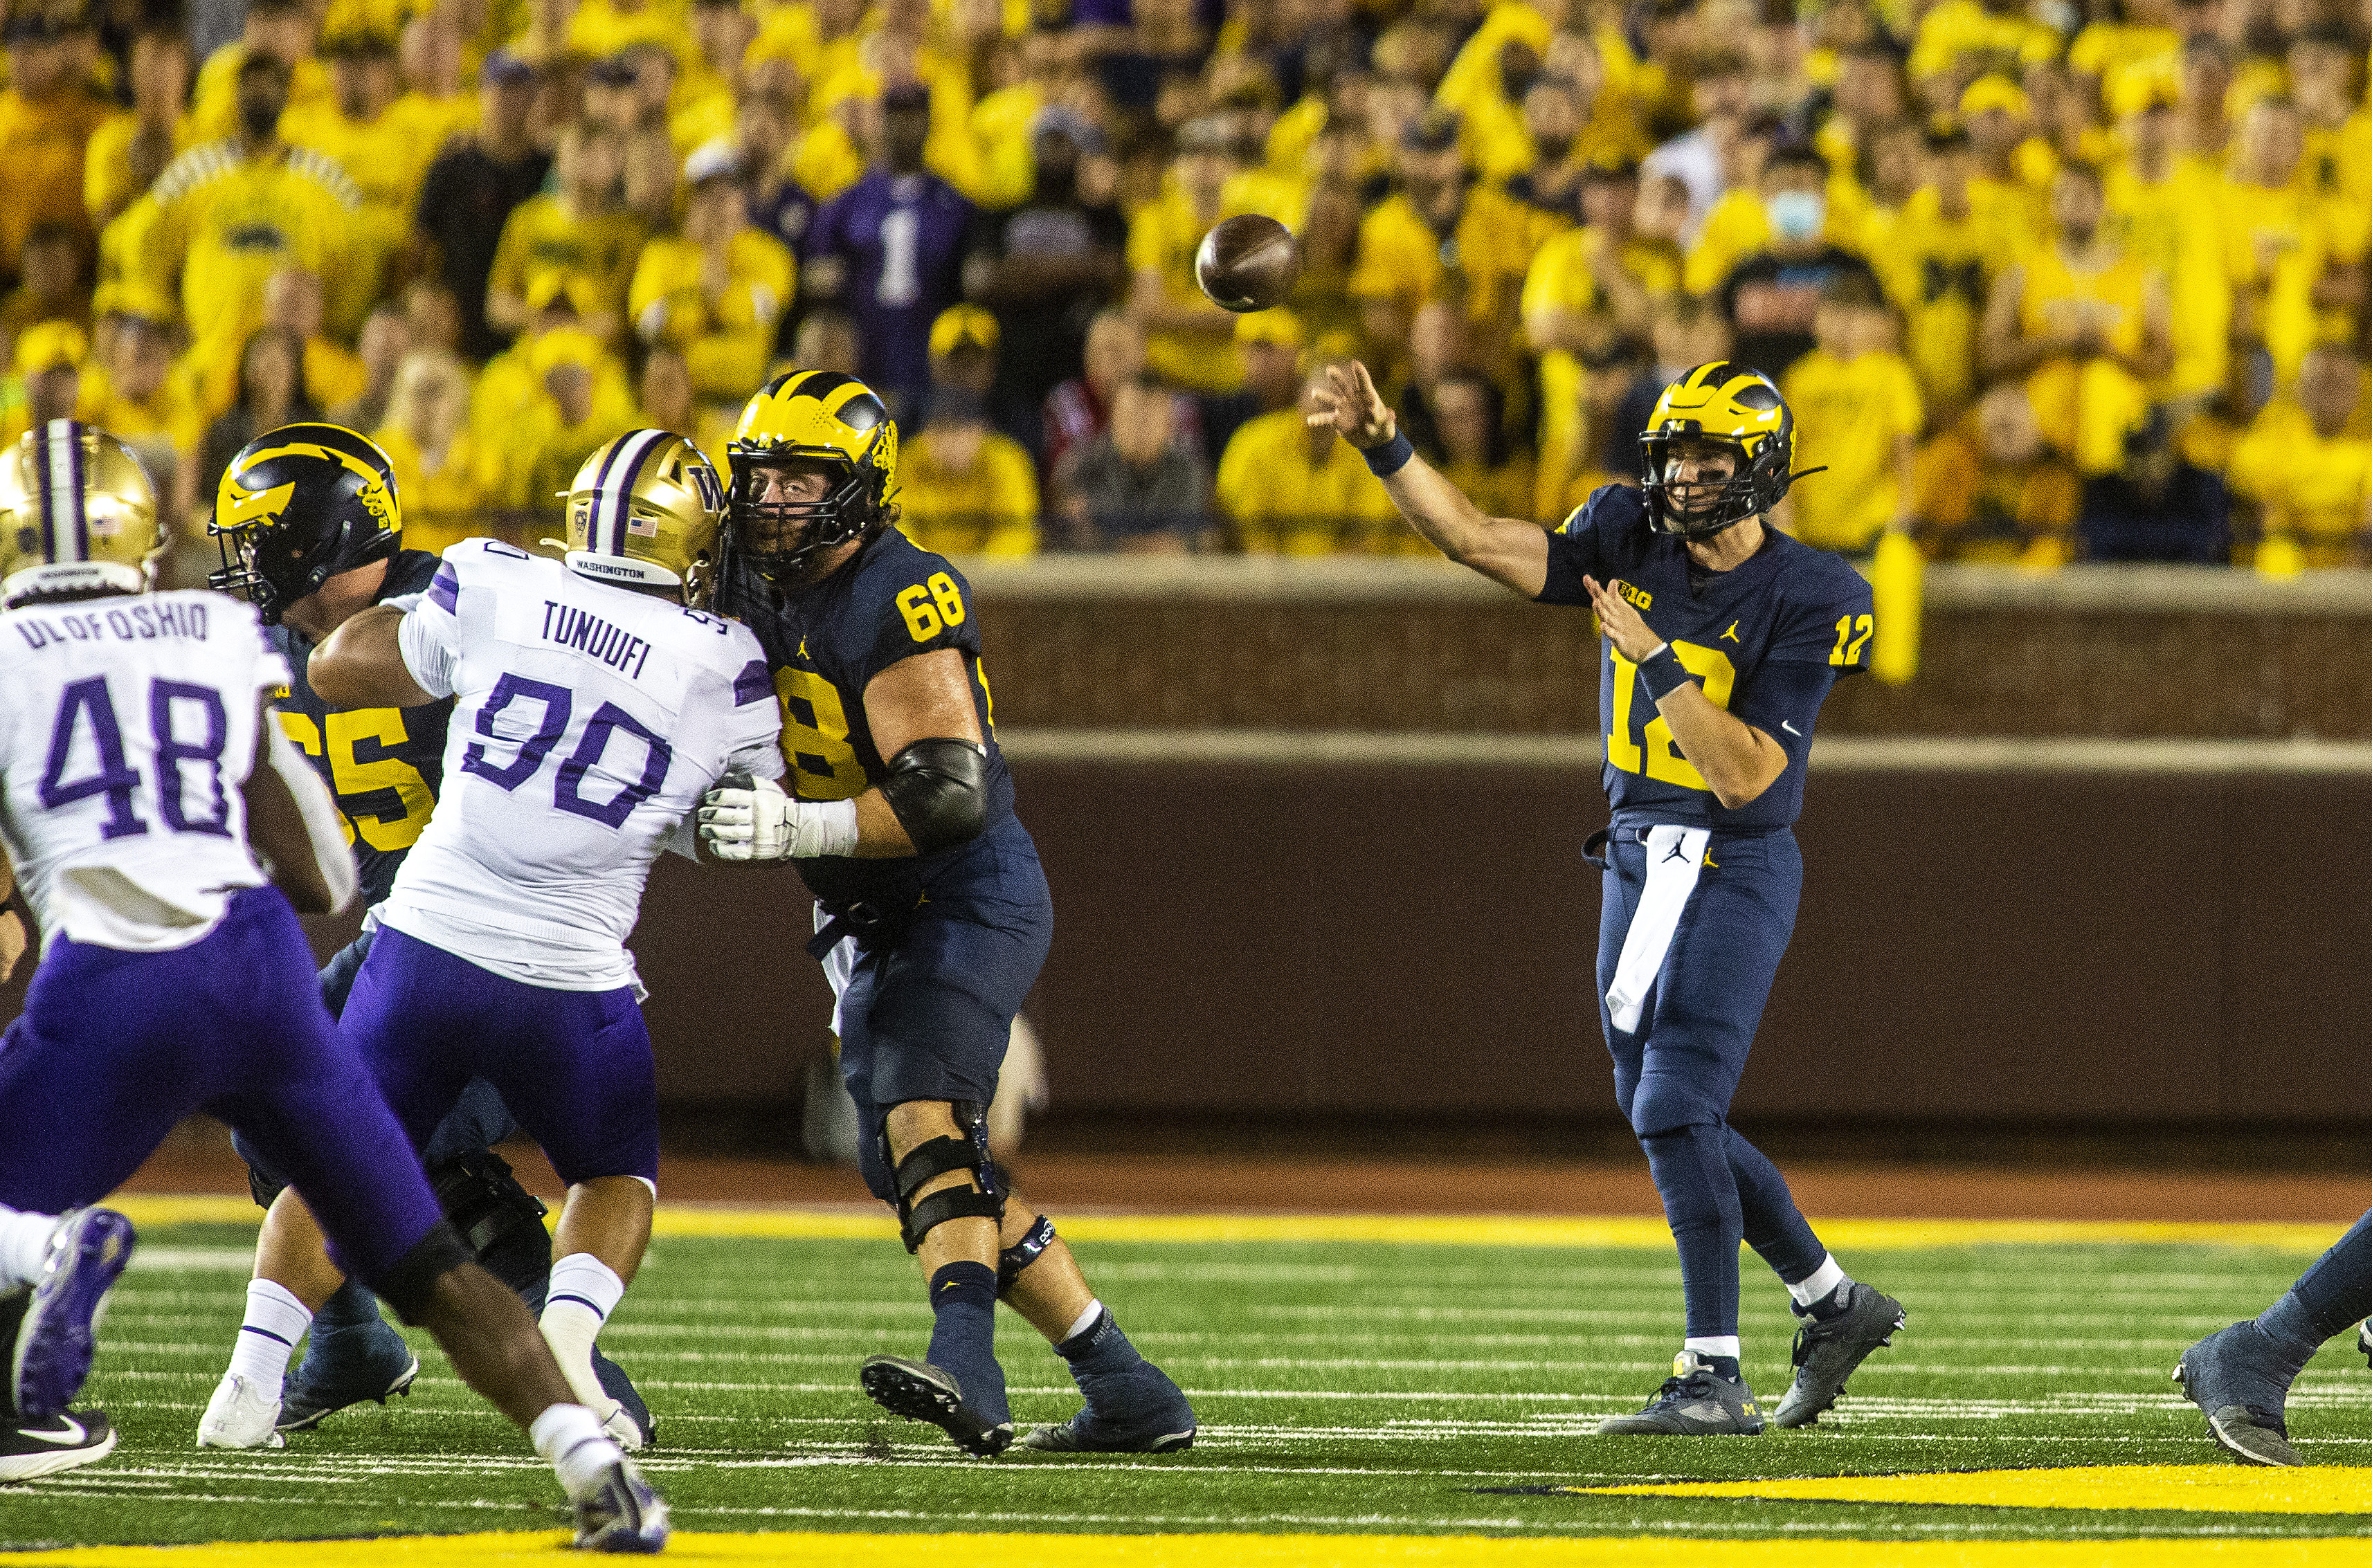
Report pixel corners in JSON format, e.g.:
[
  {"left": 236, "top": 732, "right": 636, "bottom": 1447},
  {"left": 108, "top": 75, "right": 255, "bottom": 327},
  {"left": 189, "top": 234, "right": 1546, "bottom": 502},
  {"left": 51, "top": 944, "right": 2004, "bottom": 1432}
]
[{"left": 1764, "top": 189, "right": 1824, "bottom": 242}]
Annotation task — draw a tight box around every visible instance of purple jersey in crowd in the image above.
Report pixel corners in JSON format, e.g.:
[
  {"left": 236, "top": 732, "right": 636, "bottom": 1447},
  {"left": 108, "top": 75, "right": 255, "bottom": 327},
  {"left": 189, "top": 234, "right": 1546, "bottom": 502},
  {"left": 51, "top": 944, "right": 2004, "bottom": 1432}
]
[{"left": 806, "top": 170, "right": 977, "bottom": 417}]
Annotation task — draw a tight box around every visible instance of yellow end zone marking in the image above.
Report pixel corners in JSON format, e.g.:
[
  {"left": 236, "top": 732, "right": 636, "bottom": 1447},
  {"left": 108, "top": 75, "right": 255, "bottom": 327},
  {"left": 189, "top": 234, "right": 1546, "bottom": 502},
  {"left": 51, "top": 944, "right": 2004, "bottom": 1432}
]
[
  {"left": 100, "top": 1197, "right": 2347, "bottom": 1253},
  {"left": 1577, "top": 1465, "right": 2372, "bottom": 1515},
  {"left": 15, "top": 1534, "right": 2372, "bottom": 1567}
]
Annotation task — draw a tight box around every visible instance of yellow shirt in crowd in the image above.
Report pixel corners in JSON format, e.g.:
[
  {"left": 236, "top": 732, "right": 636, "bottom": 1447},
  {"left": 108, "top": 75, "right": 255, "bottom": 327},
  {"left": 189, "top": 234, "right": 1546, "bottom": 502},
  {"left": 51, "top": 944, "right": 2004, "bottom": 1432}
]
[
  {"left": 627, "top": 229, "right": 796, "bottom": 401},
  {"left": 896, "top": 426, "right": 1041, "bottom": 557},
  {"left": 487, "top": 197, "right": 651, "bottom": 337},
  {"left": 372, "top": 423, "right": 491, "bottom": 556},
  {"left": 0, "top": 85, "right": 114, "bottom": 275},
  {"left": 1782, "top": 347, "right": 1923, "bottom": 552},
  {"left": 2230, "top": 399, "right": 2372, "bottom": 565},
  {"left": 1349, "top": 185, "right": 1551, "bottom": 331},
  {"left": 1128, "top": 184, "right": 1240, "bottom": 393},
  {"left": 84, "top": 111, "right": 199, "bottom": 225},
  {"left": 1215, "top": 410, "right": 1399, "bottom": 554},
  {"left": 2018, "top": 244, "right": 2152, "bottom": 474},
  {"left": 1876, "top": 185, "right": 2021, "bottom": 417},
  {"left": 188, "top": 45, "right": 333, "bottom": 143}
]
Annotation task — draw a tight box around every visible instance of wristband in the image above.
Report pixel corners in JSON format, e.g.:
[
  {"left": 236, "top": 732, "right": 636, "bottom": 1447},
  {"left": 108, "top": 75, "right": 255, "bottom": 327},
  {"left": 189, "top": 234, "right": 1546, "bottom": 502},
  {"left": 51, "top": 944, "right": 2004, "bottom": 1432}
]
[
  {"left": 1361, "top": 430, "right": 1415, "bottom": 477},
  {"left": 1638, "top": 642, "right": 1696, "bottom": 702}
]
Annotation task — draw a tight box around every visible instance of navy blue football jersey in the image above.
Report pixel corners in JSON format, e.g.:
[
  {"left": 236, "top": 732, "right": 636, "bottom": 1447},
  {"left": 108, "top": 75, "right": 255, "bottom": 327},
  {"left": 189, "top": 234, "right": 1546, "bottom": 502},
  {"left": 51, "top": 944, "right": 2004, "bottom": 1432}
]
[
  {"left": 728, "top": 527, "right": 1015, "bottom": 909},
  {"left": 265, "top": 548, "right": 453, "bottom": 904},
  {"left": 1539, "top": 484, "right": 1873, "bottom": 832}
]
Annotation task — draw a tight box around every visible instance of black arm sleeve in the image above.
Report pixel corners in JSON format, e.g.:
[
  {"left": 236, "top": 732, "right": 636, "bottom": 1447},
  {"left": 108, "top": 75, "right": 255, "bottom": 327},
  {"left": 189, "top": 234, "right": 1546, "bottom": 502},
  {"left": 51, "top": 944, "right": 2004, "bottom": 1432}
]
[{"left": 879, "top": 738, "right": 989, "bottom": 853}]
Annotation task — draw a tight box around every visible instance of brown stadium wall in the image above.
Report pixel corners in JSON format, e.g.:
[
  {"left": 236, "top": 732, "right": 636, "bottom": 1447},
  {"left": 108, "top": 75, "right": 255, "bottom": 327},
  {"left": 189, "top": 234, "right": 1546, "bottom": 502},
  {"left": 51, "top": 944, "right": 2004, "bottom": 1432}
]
[{"left": 11, "top": 559, "right": 2372, "bottom": 1128}]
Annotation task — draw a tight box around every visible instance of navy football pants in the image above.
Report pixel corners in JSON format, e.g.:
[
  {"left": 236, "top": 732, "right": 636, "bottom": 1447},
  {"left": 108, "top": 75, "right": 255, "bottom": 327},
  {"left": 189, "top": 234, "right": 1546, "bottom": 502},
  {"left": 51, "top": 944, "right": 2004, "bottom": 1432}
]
[{"left": 1597, "top": 828, "right": 1827, "bottom": 1339}]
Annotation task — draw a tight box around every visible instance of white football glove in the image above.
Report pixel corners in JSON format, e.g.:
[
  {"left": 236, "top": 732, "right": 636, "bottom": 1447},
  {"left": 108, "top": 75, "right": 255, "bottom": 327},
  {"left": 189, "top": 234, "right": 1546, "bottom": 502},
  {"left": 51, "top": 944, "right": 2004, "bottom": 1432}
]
[{"left": 698, "top": 774, "right": 859, "bottom": 861}]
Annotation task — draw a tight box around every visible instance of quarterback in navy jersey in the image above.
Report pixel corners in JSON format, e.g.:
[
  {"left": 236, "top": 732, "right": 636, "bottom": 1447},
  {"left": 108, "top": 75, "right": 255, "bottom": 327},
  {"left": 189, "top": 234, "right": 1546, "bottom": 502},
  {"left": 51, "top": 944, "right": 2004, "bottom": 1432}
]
[
  {"left": 201, "top": 424, "right": 648, "bottom": 1450},
  {"left": 698, "top": 369, "right": 1194, "bottom": 1459},
  {"left": 1310, "top": 358, "right": 1905, "bottom": 1436}
]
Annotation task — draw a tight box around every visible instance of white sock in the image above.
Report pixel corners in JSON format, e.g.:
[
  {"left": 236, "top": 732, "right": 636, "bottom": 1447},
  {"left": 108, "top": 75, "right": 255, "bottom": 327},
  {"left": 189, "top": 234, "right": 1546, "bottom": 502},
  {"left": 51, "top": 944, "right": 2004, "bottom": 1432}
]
[
  {"left": 0, "top": 1206, "right": 57, "bottom": 1289},
  {"left": 229, "top": 1279, "right": 313, "bottom": 1384},
  {"left": 540, "top": 1254, "right": 625, "bottom": 1410},
  {"left": 1061, "top": 1300, "right": 1103, "bottom": 1345},
  {"left": 1683, "top": 1335, "right": 1741, "bottom": 1363},
  {"left": 1787, "top": 1254, "right": 1852, "bottom": 1310},
  {"left": 530, "top": 1402, "right": 625, "bottom": 1504}
]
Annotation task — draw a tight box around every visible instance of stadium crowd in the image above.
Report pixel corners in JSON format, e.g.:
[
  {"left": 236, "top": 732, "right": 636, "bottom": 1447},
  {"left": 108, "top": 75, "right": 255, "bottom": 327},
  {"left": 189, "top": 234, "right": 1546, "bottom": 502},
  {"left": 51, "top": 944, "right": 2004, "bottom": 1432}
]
[{"left": 1, "top": 0, "right": 2369, "bottom": 565}]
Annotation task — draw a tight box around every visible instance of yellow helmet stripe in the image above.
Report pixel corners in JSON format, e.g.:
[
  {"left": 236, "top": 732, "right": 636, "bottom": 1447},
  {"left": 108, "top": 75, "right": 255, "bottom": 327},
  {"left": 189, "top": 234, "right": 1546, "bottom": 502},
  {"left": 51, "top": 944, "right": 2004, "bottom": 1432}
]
[{"left": 237, "top": 439, "right": 388, "bottom": 489}]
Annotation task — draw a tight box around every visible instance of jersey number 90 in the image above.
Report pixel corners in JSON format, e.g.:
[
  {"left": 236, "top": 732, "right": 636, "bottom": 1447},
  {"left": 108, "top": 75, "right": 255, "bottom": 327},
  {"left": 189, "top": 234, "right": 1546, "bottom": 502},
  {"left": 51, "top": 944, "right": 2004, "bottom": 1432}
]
[{"left": 460, "top": 674, "right": 672, "bottom": 829}]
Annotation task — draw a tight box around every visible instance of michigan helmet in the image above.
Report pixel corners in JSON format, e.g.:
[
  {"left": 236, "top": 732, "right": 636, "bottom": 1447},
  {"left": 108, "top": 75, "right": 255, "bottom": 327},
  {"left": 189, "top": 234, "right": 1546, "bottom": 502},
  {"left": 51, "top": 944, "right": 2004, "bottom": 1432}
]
[
  {"left": 725, "top": 369, "right": 898, "bottom": 582},
  {"left": 1639, "top": 362, "right": 1798, "bottom": 538},
  {"left": 0, "top": 420, "right": 167, "bottom": 608},
  {"left": 558, "top": 429, "right": 727, "bottom": 605},
  {"left": 210, "top": 422, "right": 401, "bottom": 624}
]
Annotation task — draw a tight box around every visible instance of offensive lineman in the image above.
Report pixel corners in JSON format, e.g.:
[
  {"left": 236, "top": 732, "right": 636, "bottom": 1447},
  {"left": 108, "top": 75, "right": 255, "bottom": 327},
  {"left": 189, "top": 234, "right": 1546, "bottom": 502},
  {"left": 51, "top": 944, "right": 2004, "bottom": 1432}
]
[
  {"left": 0, "top": 421, "right": 666, "bottom": 1547},
  {"left": 199, "top": 423, "right": 648, "bottom": 1446},
  {"left": 696, "top": 371, "right": 1196, "bottom": 1457},
  {"left": 1307, "top": 361, "right": 1905, "bottom": 1433},
  {"left": 195, "top": 430, "right": 779, "bottom": 1458}
]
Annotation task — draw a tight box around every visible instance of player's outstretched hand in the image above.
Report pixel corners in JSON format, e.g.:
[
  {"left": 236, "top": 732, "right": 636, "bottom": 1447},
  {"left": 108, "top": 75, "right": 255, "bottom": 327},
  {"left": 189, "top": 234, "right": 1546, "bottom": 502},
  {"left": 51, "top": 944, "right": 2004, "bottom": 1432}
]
[
  {"left": 698, "top": 773, "right": 791, "bottom": 861},
  {"left": 1582, "top": 576, "right": 1664, "bottom": 663},
  {"left": 0, "top": 907, "right": 24, "bottom": 985},
  {"left": 1306, "top": 361, "right": 1395, "bottom": 451}
]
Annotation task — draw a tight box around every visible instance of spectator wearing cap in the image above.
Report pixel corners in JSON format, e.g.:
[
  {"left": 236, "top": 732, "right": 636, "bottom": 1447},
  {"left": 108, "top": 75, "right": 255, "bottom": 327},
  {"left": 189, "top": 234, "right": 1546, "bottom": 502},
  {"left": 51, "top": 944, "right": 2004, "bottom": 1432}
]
[
  {"left": 372, "top": 348, "right": 489, "bottom": 555},
  {"left": 1715, "top": 143, "right": 1885, "bottom": 381},
  {"left": 927, "top": 304, "right": 1000, "bottom": 399},
  {"left": 469, "top": 298, "right": 635, "bottom": 490},
  {"left": 965, "top": 104, "right": 1126, "bottom": 459},
  {"left": 897, "top": 384, "right": 1040, "bottom": 556},
  {"left": 1, "top": 322, "right": 89, "bottom": 448},
  {"left": 674, "top": 0, "right": 759, "bottom": 156},
  {"left": 188, "top": 0, "right": 333, "bottom": 143},
  {"left": 485, "top": 122, "right": 649, "bottom": 349},
  {"left": 804, "top": 82, "right": 981, "bottom": 421},
  {"left": 1125, "top": 115, "right": 1247, "bottom": 395},
  {"left": 0, "top": 11, "right": 111, "bottom": 286},
  {"left": 112, "top": 51, "right": 369, "bottom": 360},
  {"left": 1215, "top": 359, "right": 1399, "bottom": 555},
  {"left": 84, "top": 19, "right": 194, "bottom": 233},
  {"left": 2077, "top": 406, "right": 2229, "bottom": 565},
  {"left": 1348, "top": 109, "right": 1552, "bottom": 380},
  {"left": 1195, "top": 309, "right": 1305, "bottom": 475},
  {"left": 628, "top": 141, "right": 795, "bottom": 408},
  {"left": 414, "top": 49, "right": 554, "bottom": 361},
  {"left": 1961, "top": 75, "right": 2051, "bottom": 251},
  {"left": 1052, "top": 371, "right": 1212, "bottom": 553}
]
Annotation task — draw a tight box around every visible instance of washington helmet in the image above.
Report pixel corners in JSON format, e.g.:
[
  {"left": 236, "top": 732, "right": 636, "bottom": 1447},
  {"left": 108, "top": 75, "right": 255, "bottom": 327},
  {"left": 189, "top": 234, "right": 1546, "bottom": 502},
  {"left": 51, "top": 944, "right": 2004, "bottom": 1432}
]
[
  {"left": 1639, "top": 362, "right": 1800, "bottom": 538},
  {"left": 724, "top": 369, "right": 898, "bottom": 582},
  {"left": 558, "top": 429, "right": 727, "bottom": 605},
  {"left": 210, "top": 422, "right": 401, "bottom": 623},
  {"left": 0, "top": 420, "right": 167, "bottom": 608}
]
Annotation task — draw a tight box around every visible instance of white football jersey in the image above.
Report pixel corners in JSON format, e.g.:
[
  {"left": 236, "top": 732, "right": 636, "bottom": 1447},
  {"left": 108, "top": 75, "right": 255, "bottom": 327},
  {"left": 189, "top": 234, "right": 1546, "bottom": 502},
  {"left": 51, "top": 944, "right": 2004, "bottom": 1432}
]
[
  {"left": 0, "top": 590, "right": 287, "bottom": 953},
  {"left": 381, "top": 540, "right": 784, "bottom": 991}
]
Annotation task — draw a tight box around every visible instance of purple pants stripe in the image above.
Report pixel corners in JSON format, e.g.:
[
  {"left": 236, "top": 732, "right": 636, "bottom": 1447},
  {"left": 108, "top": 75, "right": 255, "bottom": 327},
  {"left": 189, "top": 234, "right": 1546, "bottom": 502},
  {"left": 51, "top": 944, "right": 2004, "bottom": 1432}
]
[{"left": 0, "top": 888, "right": 444, "bottom": 1288}]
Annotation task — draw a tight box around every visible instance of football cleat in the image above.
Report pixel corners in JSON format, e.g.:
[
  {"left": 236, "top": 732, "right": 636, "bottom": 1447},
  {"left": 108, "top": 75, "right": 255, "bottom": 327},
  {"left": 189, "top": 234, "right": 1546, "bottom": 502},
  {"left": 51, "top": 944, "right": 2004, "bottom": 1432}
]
[
  {"left": 277, "top": 1322, "right": 420, "bottom": 1434},
  {"left": 13, "top": 1208, "right": 134, "bottom": 1421},
  {"left": 860, "top": 1355, "right": 1015, "bottom": 1457},
  {"left": 1596, "top": 1351, "right": 1766, "bottom": 1436},
  {"left": 596, "top": 1349, "right": 655, "bottom": 1450},
  {"left": 2175, "top": 1322, "right": 2303, "bottom": 1466},
  {"left": 0, "top": 1408, "right": 118, "bottom": 1482},
  {"left": 2357, "top": 1318, "right": 2372, "bottom": 1369},
  {"left": 197, "top": 1371, "right": 288, "bottom": 1450},
  {"left": 1020, "top": 1329, "right": 1197, "bottom": 1454},
  {"left": 1771, "top": 1283, "right": 1905, "bottom": 1428},
  {"left": 572, "top": 1458, "right": 671, "bottom": 1553}
]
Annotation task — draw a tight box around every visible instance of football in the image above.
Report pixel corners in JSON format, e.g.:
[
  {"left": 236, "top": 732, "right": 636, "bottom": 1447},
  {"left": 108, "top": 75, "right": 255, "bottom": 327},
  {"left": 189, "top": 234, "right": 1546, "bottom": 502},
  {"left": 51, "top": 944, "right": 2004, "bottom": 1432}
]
[{"left": 1194, "top": 214, "right": 1303, "bottom": 313}]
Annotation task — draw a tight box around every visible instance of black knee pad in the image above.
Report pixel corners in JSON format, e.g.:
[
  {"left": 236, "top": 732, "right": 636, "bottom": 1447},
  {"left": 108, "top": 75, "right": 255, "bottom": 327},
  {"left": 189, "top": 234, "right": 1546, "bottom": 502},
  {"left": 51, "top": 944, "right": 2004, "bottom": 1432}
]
[
  {"left": 997, "top": 1214, "right": 1056, "bottom": 1297},
  {"left": 892, "top": 1101, "right": 1006, "bottom": 1253},
  {"left": 428, "top": 1147, "right": 551, "bottom": 1268},
  {"left": 370, "top": 1221, "right": 476, "bottom": 1327}
]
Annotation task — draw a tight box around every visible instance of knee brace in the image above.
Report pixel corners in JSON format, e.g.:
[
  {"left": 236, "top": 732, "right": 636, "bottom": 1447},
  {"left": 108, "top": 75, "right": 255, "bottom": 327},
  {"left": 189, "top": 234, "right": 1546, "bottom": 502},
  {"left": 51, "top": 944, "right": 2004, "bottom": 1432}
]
[
  {"left": 997, "top": 1214, "right": 1056, "bottom": 1297},
  {"left": 427, "top": 1145, "right": 551, "bottom": 1261},
  {"left": 891, "top": 1101, "right": 1006, "bottom": 1254}
]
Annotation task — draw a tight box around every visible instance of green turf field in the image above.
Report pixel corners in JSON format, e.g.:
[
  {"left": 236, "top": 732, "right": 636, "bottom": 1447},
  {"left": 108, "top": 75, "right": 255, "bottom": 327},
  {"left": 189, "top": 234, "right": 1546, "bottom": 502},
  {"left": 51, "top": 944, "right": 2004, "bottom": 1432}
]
[{"left": 6, "top": 1214, "right": 2371, "bottom": 1553}]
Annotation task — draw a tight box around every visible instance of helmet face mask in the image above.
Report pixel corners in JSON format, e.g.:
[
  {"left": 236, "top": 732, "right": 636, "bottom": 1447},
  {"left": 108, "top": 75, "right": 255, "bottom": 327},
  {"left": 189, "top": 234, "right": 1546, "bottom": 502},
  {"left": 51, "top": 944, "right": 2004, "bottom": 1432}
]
[
  {"left": 1637, "top": 363, "right": 1797, "bottom": 540},
  {"left": 208, "top": 423, "right": 402, "bottom": 624},
  {"left": 725, "top": 370, "right": 898, "bottom": 592}
]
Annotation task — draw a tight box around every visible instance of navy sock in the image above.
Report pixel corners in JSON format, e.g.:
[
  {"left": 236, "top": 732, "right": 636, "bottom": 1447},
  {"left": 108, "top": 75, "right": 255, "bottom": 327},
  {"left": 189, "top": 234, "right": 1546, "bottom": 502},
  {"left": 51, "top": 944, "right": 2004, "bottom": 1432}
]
[
  {"left": 310, "top": 1279, "right": 383, "bottom": 1333},
  {"left": 1697, "top": 1353, "right": 1743, "bottom": 1382},
  {"left": 1725, "top": 1128, "right": 1825, "bottom": 1284},
  {"left": 925, "top": 1261, "right": 1007, "bottom": 1419},
  {"left": 1640, "top": 1124, "right": 1744, "bottom": 1338},
  {"left": 2281, "top": 1207, "right": 2372, "bottom": 1344},
  {"left": 1055, "top": 1306, "right": 1144, "bottom": 1374}
]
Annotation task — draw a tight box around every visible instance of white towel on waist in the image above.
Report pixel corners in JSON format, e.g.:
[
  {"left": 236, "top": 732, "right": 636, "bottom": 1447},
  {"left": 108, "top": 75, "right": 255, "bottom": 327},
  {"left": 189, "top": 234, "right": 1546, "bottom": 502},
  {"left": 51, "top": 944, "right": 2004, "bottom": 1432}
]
[{"left": 1604, "top": 825, "right": 1710, "bottom": 1034}]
